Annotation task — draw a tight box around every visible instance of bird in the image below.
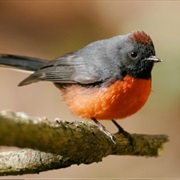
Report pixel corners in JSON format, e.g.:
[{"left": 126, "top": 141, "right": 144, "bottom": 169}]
[{"left": 0, "top": 31, "right": 161, "bottom": 142}]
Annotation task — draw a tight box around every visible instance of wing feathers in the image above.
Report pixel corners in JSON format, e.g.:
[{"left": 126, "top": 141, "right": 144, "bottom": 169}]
[{"left": 18, "top": 54, "right": 102, "bottom": 86}]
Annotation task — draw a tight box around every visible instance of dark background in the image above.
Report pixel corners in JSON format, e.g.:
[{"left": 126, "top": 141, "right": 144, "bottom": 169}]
[{"left": 0, "top": 1, "right": 179, "bottom": 178}]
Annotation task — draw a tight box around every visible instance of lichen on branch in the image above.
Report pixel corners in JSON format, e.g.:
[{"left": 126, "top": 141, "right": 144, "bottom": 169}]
[{"left": 0, "top": 110, "right": 168, "bottom": 176}]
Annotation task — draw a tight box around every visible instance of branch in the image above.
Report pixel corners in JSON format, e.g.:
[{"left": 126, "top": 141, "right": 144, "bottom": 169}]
[{"left": 0, "top": 110, "right": 168, "bottom": 176}]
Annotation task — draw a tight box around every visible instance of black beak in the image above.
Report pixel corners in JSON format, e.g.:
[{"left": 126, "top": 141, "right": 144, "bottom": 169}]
[{"left": 146, "top": 56, "right": 162, "bottom": 63}]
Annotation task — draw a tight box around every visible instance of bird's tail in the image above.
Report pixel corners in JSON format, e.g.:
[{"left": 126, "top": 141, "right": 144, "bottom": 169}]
[{"left": 0, "top": 54, "right": 47, "bottom": 72}]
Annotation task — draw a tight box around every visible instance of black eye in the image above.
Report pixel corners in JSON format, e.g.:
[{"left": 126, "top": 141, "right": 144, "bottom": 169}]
[{"left": 130, "top": 51, "right": 138, "bottom": 59}]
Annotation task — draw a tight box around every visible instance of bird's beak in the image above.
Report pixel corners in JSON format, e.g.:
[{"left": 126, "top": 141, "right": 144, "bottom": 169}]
[{"left": 146, "top": 56, "right": 162, "bottom": 63}]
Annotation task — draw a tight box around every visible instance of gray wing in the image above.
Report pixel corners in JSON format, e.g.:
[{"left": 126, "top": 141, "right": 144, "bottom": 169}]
[
  {"left": 18, "top": 53, "right": 103, "bottom": 86},
  {"left": 18, "top": 38, "right": 124, "bottom": 86}
]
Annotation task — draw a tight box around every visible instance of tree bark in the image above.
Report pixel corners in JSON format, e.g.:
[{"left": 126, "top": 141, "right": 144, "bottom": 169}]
[{"left": 0, "top": 110, "right": 168, "bottom": 176}]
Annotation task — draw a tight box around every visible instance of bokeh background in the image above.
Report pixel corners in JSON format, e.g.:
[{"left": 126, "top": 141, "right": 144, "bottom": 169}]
[{"left": 0, "top": 1, "right": 179, "bottom": 179}]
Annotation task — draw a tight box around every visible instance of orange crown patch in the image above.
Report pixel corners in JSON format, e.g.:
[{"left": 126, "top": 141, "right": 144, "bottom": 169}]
[{"left": 130, "top": 31, "right": 152, "bottom": 45}]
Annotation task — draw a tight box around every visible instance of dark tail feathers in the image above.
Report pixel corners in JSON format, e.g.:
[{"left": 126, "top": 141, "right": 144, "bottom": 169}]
[{"left": 0, "top": 54, "right": 47, "bottom": 71}]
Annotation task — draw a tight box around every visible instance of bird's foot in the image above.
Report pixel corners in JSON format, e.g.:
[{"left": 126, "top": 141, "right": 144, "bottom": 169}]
[
  {"left": 91, "top": 118, "right": 116, "bottom": 144},
  {"left": 111, "top": 120, "right": 134, "bottom": 146}
]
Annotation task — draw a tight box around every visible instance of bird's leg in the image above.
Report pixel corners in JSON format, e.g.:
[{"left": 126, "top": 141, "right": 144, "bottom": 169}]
[
  {"left": 111, "top": 119, "right": 128, "bottom": 134},
  {"left": 111, "top": 120, "right": 134, "bottom": 145},
  {"left": 91, "top": 118, "right": 116, "bottom": 144}
]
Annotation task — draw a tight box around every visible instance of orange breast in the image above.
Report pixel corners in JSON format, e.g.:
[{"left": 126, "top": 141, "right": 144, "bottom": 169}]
[{"left": 61, "top": 75, "right": 151, "bottom": 120}]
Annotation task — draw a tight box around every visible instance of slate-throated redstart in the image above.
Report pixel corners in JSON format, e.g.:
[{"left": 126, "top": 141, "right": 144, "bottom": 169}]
[{"left": 0, "top": 31, "right": 161, "bottom": 142}]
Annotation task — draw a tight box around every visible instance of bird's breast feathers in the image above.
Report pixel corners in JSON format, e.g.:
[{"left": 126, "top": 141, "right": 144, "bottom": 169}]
[{"left": 61, "top": 75, "right": 151, "bottom": 120}]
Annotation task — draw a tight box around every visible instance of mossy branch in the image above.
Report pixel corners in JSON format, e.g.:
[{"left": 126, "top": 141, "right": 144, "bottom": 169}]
[{"left": 0, "top": 110, "right": 168, "bottom": 176}]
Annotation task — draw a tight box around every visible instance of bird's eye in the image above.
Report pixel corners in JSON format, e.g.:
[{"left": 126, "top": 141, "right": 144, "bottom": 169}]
[{"left": 129, "top": 51, "right": 138, "bottom": 59}]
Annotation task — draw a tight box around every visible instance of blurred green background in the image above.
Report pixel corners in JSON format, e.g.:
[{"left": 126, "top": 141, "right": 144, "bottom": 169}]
[{"left": 0, "top": 1, "right": 179, "bottom": 179}]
